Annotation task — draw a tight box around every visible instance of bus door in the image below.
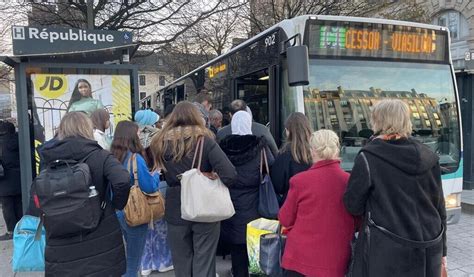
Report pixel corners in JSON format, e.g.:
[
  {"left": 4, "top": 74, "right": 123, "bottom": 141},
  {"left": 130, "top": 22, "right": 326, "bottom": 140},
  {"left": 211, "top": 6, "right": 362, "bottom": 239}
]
[
  {"left": 234, "top": 66, "right": 281, "bottom": 144},
  {"left": 234, "top": 69, "right": 269, "bottom": 124}
]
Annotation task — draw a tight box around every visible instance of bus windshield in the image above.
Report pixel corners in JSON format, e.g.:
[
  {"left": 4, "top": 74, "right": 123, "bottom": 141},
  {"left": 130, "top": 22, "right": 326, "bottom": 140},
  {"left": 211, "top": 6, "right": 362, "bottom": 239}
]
[{"left": 303, "top": 59, "right": 460, "bottom": 172}]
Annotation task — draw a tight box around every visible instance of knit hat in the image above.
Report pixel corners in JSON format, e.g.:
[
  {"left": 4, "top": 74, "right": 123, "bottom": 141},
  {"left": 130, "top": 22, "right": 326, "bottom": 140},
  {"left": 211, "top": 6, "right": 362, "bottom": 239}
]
[{"left": 134, "top": 110, "right": 160, "bottom": 127}]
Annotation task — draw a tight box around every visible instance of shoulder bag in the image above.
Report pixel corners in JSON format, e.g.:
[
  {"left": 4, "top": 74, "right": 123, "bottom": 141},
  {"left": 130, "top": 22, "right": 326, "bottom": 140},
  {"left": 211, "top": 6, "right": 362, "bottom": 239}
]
[
  {"left": 258, "top": 148, "right": 279, "bottom": 219},
  {"left": 124, "top": 154, "right": 165, "bottom": 227},
  {"left": 180, "top": 137, "right": 235, "bottom": 222}
]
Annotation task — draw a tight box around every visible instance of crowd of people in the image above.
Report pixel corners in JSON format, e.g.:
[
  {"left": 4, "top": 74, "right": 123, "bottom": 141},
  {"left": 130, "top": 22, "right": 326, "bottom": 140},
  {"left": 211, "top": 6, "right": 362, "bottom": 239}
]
[{"left": 0, "top": 93, "right": 448, "bottom": 277}]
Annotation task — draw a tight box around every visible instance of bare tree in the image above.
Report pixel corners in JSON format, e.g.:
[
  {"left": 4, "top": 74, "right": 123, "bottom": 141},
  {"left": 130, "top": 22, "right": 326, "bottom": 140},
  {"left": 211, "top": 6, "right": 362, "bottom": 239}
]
[
  {"left": 0, "top": 0, "right": 246, "bottom": 53},
  {"left": 376, "top": 1, "right": 431, "bottom": 23},
  {"left": 160, "top": 34, "right": 214, "bottom": 81},
  {"left": 246, "top": 0, "right": 429, "bottom": 35},
  {"left": 188, "top": 8, "right": 249, "bottom": 56}
]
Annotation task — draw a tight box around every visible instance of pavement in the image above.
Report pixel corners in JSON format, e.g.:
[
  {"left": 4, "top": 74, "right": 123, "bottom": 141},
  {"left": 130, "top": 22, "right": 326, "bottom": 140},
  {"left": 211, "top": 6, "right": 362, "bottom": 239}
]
[
  {"left": 1, "top": 204, "right": 473, "bottom": 277},
  {"left": 462, "top": 189, "right": 474, "bottom": 214}
]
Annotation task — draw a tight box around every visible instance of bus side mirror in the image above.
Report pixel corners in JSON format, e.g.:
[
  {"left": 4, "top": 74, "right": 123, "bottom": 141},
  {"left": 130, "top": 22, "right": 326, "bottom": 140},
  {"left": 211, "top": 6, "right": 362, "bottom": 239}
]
[{"left": 287, "top": 45, "right": 309, "bottom": 87}]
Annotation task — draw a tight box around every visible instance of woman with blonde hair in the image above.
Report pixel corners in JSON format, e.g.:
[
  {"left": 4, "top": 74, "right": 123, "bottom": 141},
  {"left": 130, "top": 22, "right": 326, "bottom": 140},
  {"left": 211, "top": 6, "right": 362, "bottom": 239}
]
[
  {"left": 279, "top": 129, "right": 357, "bottom": 277},
  {"left": 150, "top": 101, "right": 236, "bottom": 277},
  {"left": 344, "top": 99, "right": 447, "bottom": 277},
  {"left": 271, "top": 112, "right": 312, "bottom": 204},
  {"left": 38, "top": 112, "right": 130, "bottom": 276}
]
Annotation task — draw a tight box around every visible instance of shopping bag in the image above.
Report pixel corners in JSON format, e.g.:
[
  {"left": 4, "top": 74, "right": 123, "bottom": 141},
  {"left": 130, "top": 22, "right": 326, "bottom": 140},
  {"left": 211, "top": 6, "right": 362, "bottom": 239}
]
[
  {"left": 246, "top": 218, "right": 279, "bottom": 274},
  {"left": 258, "top": 149, "right": 279, "bottom": 219},
  {"left": 259, "top": 230, "right": 286, "bottom": 276},
  {"left": 181, "top": 137, "right": 235, "bottom": 222},
  {"left": 12, "top": 215, "right": 45, "bottom": 272}
]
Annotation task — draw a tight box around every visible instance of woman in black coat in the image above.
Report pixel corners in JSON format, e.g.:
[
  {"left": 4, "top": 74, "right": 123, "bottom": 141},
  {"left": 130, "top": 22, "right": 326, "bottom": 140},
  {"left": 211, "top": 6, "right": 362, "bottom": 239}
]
[
  {"left": 219, "top": 110, "right": 273, "bottom": 277},
  {"left": 38, "top": 112, "right": 130, "bottom": 277},
  {"left": 344, "top": 100, "right": 447, "bottom": 277},
  {"left": 270, "top": 112, "right": 312, "bottom": 205},
  {"left": 0, "top": 121, "right": 22, "bottom": 240}
]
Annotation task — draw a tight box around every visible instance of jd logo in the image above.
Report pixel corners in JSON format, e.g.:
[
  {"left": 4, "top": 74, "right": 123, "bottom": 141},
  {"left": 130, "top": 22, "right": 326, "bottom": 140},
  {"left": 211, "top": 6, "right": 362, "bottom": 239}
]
[{"left": 34, "top": 74, "right": 67, "bottom": 99}]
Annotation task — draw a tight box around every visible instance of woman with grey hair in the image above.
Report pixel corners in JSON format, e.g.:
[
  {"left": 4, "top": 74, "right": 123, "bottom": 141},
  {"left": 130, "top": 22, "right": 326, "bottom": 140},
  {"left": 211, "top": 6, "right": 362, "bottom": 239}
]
[{"left": 344, "top": 99, "right": 447, "bottom": 277}]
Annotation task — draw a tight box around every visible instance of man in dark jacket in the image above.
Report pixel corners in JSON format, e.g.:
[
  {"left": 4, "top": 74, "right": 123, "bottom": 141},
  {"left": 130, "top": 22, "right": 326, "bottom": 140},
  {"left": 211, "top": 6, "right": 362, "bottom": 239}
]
[
  {"left": 0, "top": 121, "right": 22, "bottom": 240},
  {"left": 216, "top": 100, "right": 279, "bottom": 156}
]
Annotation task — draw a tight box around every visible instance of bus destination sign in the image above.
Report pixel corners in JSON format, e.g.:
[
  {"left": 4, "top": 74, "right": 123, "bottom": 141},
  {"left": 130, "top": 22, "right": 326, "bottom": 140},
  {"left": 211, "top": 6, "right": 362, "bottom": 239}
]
[{"left": 306, "top": 20, "right": 448, "bottom": 62}]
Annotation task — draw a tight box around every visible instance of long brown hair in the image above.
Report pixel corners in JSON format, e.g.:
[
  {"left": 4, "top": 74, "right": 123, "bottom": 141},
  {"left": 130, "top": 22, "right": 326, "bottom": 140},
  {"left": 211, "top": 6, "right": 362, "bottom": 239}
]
[
  {"left": 110, "top": 121, "right": 144, "bottom": 163},
  {"left": 282, "top": 112, "right": 313, "bottom": 164},
  {"left": 150, "top": 101, "right": 213, "bottom": 171}
]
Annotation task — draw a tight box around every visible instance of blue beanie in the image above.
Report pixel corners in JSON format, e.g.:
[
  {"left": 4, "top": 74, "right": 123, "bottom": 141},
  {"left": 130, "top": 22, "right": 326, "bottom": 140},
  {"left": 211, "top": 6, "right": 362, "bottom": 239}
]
[{"left": 134, "top": 110, "right": 160, "bottom": 126}]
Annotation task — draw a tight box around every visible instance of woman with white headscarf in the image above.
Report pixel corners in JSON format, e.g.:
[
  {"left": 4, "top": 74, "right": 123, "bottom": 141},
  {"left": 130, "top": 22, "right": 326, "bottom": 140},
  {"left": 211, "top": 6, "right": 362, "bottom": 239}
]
[{"left": 219, "top": 111, "right": 274, "bottom": 277}]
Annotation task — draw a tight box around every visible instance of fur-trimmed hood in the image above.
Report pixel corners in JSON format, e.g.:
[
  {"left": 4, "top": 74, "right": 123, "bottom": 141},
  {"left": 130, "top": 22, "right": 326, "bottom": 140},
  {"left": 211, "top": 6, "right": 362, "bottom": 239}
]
[{"left": 219, "top": 135, "right": 265, "bottom": 166}]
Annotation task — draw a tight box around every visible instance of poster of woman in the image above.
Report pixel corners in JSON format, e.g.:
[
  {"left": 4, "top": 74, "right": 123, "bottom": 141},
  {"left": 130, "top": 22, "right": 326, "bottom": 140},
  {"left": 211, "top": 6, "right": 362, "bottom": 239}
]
[{"left": 31, "top": 74, "right": 132, "bottom": 141}]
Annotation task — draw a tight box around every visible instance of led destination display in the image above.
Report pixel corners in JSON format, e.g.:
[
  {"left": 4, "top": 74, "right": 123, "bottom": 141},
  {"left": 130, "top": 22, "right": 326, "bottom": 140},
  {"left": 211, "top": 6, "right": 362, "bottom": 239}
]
[{"left": 306, "top": 20, "right": 448, "bottom": 62}]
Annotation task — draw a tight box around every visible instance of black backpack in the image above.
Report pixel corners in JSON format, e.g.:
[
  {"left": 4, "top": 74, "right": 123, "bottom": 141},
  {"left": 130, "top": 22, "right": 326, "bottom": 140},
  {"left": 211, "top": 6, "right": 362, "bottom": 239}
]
[{"left": 32, "top": 151, "right": 103, "bottom": 238}]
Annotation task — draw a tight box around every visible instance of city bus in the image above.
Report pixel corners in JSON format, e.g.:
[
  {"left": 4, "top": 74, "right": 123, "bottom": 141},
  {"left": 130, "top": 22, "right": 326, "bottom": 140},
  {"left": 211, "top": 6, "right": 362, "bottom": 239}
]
[{"left": 157, "top": 15, "right": 462, "bottom": 224}]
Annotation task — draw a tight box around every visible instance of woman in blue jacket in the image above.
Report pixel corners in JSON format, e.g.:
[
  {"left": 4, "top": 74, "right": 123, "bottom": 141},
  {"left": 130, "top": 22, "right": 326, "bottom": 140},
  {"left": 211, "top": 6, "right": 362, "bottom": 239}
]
[{"left": 111, "top": 120, "right": 159, "bottom": 277}]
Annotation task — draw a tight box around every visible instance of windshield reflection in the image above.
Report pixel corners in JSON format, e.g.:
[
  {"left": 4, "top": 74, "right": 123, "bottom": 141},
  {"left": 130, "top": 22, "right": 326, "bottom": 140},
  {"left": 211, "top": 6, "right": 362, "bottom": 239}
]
[{"left": 303, "top": 59, "right": 460, "bottom": 172}]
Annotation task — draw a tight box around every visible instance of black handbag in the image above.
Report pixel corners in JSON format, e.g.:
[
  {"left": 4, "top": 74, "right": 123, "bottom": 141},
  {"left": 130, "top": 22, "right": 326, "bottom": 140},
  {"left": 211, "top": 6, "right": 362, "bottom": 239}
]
[{"left": 258, "top": 149, "right": 279, "bottom": 219}]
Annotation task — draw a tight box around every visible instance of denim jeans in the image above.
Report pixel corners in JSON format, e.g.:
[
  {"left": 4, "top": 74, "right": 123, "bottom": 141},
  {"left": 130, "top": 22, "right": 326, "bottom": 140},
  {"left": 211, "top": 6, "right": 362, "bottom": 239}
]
[{"left": 117, "top": 211, "right": 148, "bottom": 277}]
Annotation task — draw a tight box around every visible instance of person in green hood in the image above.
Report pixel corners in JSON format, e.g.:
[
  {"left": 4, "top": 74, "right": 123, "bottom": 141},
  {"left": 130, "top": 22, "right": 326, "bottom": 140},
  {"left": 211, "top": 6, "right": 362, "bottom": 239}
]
[{"left": 67, "top": 79, "right": 104, "bottom": 116}]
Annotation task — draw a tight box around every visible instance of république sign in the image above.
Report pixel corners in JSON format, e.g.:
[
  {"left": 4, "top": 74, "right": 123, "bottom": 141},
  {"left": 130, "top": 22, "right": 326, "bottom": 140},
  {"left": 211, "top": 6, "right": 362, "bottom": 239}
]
[{"left": 11, "top": 26, "right": 133, "bottom": 56}]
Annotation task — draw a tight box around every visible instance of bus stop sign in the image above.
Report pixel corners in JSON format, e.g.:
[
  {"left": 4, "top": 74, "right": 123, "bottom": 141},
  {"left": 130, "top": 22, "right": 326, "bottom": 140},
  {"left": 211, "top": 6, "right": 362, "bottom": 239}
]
[{"left": 11, "top": 26, "right": 133, "bottom": 56}]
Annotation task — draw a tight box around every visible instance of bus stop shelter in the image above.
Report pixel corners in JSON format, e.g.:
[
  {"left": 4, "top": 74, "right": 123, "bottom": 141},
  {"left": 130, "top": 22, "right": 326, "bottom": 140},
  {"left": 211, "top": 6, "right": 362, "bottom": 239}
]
[{"left": 1, "top": 25, "right": 139, "bottom": 209}]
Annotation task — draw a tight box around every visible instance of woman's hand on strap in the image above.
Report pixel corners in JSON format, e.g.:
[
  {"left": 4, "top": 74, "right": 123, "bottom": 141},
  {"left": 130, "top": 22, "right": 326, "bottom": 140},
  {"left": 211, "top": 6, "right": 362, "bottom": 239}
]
[{"left": 202, "top": 171, "right": 219, "bottom": 180}]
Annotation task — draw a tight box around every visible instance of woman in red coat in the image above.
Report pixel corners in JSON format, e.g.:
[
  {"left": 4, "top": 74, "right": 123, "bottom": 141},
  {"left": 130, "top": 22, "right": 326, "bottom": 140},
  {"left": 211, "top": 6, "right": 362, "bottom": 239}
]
[{"left": 279, "top": 129, "right": 358, "bottom": 277}]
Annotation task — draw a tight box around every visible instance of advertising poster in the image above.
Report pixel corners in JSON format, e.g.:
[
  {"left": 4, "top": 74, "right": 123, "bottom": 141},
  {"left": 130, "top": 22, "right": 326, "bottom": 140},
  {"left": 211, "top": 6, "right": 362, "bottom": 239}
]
[{"left": 31, "top": 74, "right": 132, "bottom": 141}]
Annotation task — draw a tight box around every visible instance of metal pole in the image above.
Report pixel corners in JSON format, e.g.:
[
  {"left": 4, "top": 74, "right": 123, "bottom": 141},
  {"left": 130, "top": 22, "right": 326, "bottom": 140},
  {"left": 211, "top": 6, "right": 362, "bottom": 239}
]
[
  {"left": 16, "top": 63, "right": 33, "bottom": 213},
  {"left": 87, "top": 0, "right": 94, "bottom": 29}
]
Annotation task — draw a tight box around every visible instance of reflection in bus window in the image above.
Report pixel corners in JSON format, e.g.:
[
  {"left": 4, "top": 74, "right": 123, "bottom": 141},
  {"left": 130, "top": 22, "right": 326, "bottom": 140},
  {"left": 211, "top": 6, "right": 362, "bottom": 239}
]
[{"left": 303, "top": 59, "right": 460, "bottom": 171}]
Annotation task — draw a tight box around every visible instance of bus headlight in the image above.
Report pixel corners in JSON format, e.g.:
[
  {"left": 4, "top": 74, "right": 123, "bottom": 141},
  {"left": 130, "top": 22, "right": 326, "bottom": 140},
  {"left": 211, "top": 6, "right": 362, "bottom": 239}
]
[{"left": 445, "top": 193, "right": 461, "bottom": 209}]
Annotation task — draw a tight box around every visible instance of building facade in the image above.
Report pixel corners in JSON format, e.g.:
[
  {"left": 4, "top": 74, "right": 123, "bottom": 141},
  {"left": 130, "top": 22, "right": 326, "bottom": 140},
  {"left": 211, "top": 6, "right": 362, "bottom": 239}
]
[{"left": 131, "top": 53, "right": 174, "bottom": 112}]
